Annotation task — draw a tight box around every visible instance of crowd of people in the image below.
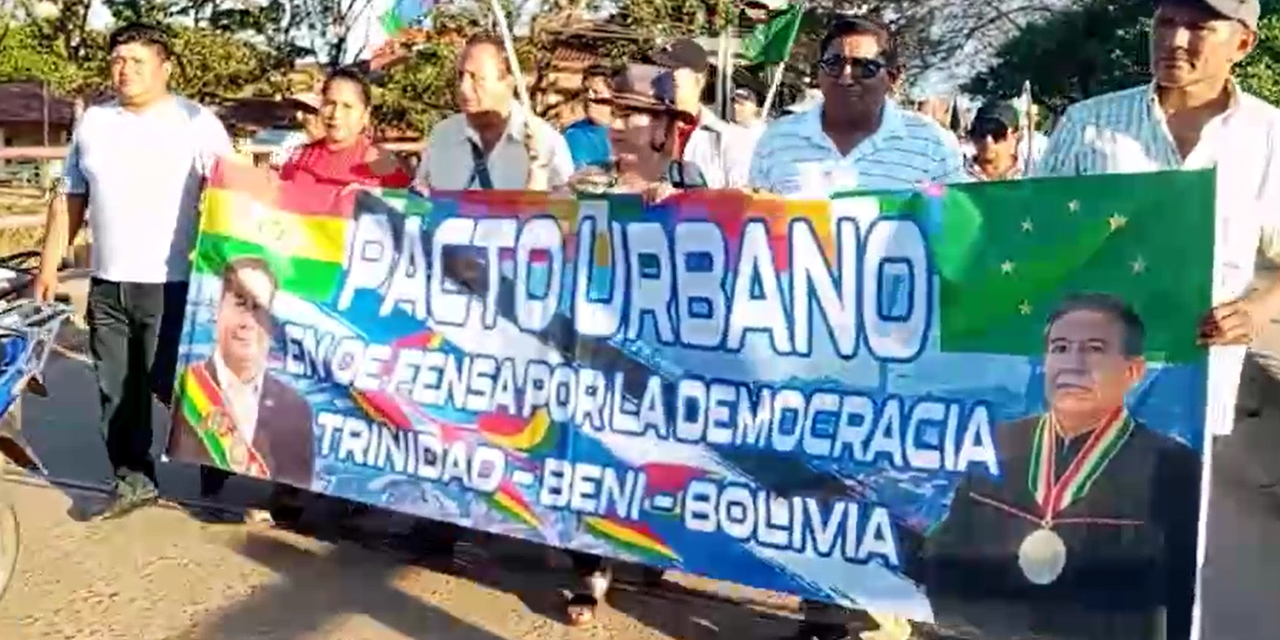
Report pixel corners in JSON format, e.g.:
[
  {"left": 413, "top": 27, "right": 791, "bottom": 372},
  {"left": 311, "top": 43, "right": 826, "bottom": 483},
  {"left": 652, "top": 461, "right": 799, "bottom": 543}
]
[{"left": 22, "top": 0, "right": 1280, "bottom": 637}]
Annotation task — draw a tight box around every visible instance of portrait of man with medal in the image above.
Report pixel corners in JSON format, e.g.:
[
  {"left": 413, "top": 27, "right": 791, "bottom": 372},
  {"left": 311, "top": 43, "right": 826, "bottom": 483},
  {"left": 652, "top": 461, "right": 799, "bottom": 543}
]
[{"left": 903, "top": 292, "right": 1203, "bottom": 640}]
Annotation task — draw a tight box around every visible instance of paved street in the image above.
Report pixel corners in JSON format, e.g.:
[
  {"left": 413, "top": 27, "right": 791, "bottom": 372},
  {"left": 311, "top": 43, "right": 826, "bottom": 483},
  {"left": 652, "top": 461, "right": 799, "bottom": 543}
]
[{"left": 1, "top": 321, "right": 1278, "bottom": 639}]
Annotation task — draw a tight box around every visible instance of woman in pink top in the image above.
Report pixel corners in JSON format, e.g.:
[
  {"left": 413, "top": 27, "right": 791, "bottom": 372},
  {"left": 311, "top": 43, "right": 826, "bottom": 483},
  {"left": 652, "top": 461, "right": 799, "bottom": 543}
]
[
  {"left": 279, "top": 69, "right": 412, "bottom": 189},
  {"left": 197, "top": 68, "right": 411, "bottom": 524}
]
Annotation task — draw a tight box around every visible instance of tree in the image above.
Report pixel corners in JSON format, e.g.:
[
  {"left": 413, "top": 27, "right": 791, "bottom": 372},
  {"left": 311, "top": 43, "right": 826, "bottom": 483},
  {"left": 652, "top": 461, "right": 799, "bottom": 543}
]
[{"left": 965, "top": 0, "right": 1280, "bottom": 113}]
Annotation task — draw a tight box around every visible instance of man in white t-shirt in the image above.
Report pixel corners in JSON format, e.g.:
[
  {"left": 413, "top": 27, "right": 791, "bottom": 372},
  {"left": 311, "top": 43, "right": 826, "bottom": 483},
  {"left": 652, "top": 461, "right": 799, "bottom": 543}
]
[{"left": 34, "top": 23, "right": 234, "bottom": 521}]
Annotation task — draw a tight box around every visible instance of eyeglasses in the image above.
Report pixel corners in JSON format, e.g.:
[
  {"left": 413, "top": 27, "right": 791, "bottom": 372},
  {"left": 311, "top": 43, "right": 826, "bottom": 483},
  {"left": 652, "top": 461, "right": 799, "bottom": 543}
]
[
  {"left": 969, "top": 120, "right": 1010, "bottom": 141},
  {"left": 818, "top": 55, "right": 886, "bottom": 80}
]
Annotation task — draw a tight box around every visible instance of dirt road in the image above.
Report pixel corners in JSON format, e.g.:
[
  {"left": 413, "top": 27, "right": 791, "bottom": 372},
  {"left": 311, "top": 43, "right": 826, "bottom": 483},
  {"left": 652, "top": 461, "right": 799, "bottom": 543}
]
[{"left": 0, "top": 475, "right": 803, "bottom": 640}]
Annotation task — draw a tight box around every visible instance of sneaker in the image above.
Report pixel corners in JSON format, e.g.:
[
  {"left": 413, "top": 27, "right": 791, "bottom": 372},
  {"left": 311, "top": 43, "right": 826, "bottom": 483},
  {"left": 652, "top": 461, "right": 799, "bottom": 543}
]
[{"left": 90, "top": 474, "right": 159, "bottom": 522}]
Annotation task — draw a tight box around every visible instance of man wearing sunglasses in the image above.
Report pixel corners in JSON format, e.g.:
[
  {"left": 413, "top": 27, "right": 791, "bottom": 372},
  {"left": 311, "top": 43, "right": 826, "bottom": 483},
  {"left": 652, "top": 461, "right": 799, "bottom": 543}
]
[
  {"left": 748, "top": 17, "right": 966, "bottom": 199},
  {"left": 748, "top": 15, "right": 965, "bottom": 640},
  {"left": 965, "top": 101, "right": 1025, "bottom": 181}
]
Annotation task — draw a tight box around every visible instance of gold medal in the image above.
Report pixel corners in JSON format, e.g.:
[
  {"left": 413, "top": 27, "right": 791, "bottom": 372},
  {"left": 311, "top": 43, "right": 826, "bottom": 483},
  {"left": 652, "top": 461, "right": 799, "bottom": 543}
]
[
  {"left": 229, "top": 439, "right": 249, "bottom": 472},
  {"left": 1017, "top": 527, "right": 1067, "bottom": 585}
]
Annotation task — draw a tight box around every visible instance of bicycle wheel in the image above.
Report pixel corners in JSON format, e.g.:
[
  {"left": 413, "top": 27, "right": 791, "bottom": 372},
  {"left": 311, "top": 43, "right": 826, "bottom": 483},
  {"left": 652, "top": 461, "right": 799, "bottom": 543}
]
[{"left": 0, "top": 498, "right": 17, "bottom": 602}]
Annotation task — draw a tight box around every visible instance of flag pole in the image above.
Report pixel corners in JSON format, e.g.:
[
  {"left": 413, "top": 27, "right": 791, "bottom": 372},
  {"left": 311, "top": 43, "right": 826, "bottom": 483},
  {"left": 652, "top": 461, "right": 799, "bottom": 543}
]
[
  {"left": 761, "top": 59, "right": 787, "bottom": 118},
  {"left": 487, "top": 0, "right": 531, "bottom": 109},
  {"left": 759, "top": 2, "right": 804, "bottom": 120},
  {"left": 1020, "top": 80, "right": 1033, "bottom": 175}
]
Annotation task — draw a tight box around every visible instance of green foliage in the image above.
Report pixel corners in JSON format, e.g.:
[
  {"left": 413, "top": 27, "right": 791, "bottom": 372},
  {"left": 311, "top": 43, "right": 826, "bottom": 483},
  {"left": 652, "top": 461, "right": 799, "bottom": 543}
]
[
  {"left": 966, "top": 0, "right": 1280, "bottom": 112},
  {"left": 376, "top": 37, "right": 461, "bottom": 136},
  {"left": 1236, "top": 15, "right": 1280, "bottom": 105},
  {"left": 168, "top": 26, "right": 279, "bottom": 102}
]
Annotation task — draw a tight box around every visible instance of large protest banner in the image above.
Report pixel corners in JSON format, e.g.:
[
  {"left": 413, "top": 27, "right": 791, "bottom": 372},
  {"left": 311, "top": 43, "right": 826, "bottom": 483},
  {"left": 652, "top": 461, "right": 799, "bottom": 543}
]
[{"left": 167, "top": 161, "right": 1215, "bottom": 639}]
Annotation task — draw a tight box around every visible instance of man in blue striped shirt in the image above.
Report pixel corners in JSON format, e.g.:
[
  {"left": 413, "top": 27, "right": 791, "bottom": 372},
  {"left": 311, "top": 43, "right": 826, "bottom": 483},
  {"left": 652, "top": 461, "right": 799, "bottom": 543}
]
[
  {"left": 748, "top": 15, "right": 965, "bottom": 640},
  {"left": 749, "top": 18, "right": 965, "bottom": 199}
]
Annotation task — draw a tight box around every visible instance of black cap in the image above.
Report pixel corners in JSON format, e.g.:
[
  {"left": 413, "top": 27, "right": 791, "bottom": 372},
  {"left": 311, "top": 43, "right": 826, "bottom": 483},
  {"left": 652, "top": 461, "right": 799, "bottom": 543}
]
[
  {"left": 591, "top": 64, "right": 678, "bottom": 113},
  {"left": 972, "top": 101, "right": 1020, "bottom": 129},
  {"left": 1159, "top": 0, "right": 1261, "bottom": 30},
  {"left": 651, "top": 38, "right": 710, "bottom": 74}
]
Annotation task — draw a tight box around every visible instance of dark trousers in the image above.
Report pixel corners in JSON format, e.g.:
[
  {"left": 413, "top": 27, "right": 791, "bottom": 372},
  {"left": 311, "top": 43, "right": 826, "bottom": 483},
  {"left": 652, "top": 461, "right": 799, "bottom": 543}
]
[{"left": 87, "top": 278, "right": 187, "bottom": 486}]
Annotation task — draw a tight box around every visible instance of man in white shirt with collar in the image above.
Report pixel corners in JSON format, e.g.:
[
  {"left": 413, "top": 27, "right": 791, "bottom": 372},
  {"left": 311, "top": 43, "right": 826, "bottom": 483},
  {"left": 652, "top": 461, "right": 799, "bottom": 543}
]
[
  {"left": 1037, "top": 0, "right": 1280, "bottom": 436},
  {"left": 747, "top": 15, "right": 964, "bottom": 640},
  {"left": 34, "top": 22, "right": 234, "bottom": 521},
  {"left": 650, "top": 38, "right": 754, "bottom": 188},
  {"left": 415, "top": 34, "right": 574, "bottom": 192},
  {"left": 1035, "top": 2, "right": 1276, "bottom": 638}
]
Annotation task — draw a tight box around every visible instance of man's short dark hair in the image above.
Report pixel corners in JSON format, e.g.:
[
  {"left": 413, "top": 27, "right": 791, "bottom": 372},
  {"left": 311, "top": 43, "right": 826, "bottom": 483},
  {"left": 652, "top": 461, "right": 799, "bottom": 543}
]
[
  {"left": 462, "top": 33, "right": 512, "bottom": 76},
  {"left": 1045, "top": 292, "right": 1146, "bottom": 357},
  {"left": 222, "top": 256, "right": 279, "bottom": 305},
  {"left": 108, "top": 22, "right": 172, "bottom": 60},
  {"left": 819, "top": 16, "right": 899, "bottom": 73}
]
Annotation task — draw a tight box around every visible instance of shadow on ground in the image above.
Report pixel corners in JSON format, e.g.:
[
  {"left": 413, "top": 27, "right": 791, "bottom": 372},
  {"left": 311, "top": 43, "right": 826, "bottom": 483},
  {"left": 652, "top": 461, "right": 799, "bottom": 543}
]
[{"left": 166, "top": 532, "right": 512, "bottom": 640}]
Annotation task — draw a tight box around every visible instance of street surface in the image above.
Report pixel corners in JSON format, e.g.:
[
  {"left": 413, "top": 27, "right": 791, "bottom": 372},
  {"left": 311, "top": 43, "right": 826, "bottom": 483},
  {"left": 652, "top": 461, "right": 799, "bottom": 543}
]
[{"left": 0, "top": 290, "right": 1276, "bottom": 640}]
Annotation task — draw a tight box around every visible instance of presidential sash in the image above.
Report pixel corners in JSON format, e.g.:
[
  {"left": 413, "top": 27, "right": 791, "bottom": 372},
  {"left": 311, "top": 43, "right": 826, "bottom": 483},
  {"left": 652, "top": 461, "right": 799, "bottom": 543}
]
[{"left": 179, "top": 362, "right": 271, "bottom": 478}]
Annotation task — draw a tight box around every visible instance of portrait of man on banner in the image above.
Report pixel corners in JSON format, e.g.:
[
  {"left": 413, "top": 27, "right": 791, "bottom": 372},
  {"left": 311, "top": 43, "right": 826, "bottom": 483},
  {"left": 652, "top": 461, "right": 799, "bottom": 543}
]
[
  {"left": 167, "top": 256, "right": 315, "bottom": 488},
  {"left": 910, "top": 292, "right": 1203, "bottom": 639}
]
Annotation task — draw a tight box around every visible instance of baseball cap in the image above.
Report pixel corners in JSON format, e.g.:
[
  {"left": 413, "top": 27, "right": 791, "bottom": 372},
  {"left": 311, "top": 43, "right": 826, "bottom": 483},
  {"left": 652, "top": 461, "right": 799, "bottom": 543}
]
[
  {"left": 591, "top": 64, "right": 680, "bottom": 114},
  {"left": 651, "top": 38, "right": 711, "bottom": 74},
  {"left": 972, "top": 101, "right": 1020, "bottom": 129},
  {"left": 1158, "top": 0, "right": 1260, "bottom": 30}
]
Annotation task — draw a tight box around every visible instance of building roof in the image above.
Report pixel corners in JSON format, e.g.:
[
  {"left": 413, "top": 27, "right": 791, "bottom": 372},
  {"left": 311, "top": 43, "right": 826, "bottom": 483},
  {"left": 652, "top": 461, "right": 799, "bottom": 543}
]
[{"left": 0, "top": 82, "right": 75, "bottom": 126}]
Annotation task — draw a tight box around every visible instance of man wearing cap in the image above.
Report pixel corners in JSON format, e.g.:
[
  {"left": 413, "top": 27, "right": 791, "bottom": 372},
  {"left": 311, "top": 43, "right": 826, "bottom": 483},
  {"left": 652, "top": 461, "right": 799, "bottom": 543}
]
[
  {"left": 733, "top": 87, "right": 765, "bottom": 128},
  {"left": 1035, "top": 1, "right": 1279, "bottom": 636},
  {"left": 1037, "top": 2, "right": 1280, "bottom": 441},
  {"left": 965, "top": 101, "right": 1025, "bottom": 181},
  {"left": 650, "top": 37, "right": 754, "bottom": 188}
]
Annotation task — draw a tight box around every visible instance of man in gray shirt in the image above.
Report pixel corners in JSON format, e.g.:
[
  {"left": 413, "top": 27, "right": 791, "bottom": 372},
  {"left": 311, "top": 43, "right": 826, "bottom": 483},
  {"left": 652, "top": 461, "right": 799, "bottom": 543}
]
[{"left": 35, "top": 23, "right": 234, "bottom": 520}]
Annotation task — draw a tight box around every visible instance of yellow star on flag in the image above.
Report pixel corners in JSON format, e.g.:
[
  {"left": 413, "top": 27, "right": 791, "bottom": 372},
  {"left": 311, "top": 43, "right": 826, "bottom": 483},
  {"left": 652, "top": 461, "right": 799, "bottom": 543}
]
[
  {"left": 1131, "top": 255, "right": 1147, "bottom": 274},
  {"left": 1108, "top": 213, "right": 1129, "bottom": 231},
  {"left": 1021, "top": 218, "right": 1034, "bottom": 232},
  {"left": 1000, "top": 260, "right": 1016, "bottom": 274},
  {"left": 1019, "top": 300, "right": 1033, "bottom": 315},
  {"left": 1068, "top": 200, "right": 1080, "bottom": 213}
]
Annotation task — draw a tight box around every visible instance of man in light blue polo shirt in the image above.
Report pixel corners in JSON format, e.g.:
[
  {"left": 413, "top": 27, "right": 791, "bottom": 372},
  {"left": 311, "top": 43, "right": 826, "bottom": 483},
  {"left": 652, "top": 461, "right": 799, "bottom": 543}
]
[{"left": 35, "top": 22, "right": 234, "bottom": 521}]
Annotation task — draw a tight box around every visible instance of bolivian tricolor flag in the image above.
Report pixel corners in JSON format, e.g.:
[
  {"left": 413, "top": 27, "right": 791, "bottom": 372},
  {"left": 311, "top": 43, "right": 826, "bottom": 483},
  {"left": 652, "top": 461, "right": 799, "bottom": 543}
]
[
  {"left": 477, "top": 408, "right": 559, "bottom": 455},
  {"left": 582, "top": 516, "right": 680, "bottom": 564},
  {"left": 486, "top": 479, "right": 542, "bottom": 532},
  {"left": 196, "top": 161, "right": 353, "bottom": 303}
]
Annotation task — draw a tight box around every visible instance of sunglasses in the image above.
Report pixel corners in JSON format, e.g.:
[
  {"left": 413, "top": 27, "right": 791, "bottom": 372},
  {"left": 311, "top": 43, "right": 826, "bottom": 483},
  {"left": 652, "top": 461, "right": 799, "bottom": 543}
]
[
  {"left": 818, "top": 55, "right": 886, "bottom": 80},
  {"left": 969, "top": 120, "right": 1010, "bottom": 141}
]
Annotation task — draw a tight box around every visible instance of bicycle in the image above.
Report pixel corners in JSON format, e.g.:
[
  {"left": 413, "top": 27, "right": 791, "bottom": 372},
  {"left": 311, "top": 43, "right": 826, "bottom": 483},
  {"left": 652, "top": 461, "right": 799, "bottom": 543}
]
[{"left": 0, "top": 250, "right": 76, "bottom": 602}]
